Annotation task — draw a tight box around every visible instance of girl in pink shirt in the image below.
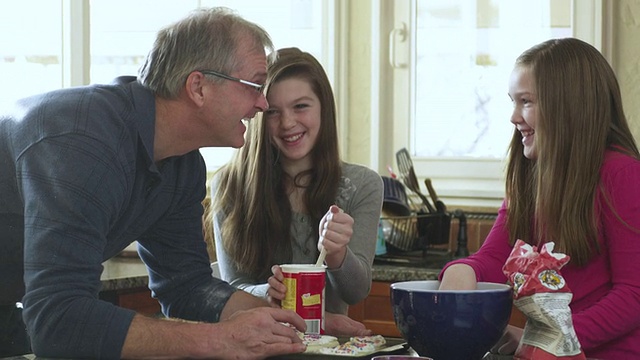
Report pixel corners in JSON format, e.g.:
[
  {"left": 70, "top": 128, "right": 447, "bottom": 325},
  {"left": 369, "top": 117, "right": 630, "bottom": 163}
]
[{"left": 439, "top": 38, "right": 640, "bottom": 359}]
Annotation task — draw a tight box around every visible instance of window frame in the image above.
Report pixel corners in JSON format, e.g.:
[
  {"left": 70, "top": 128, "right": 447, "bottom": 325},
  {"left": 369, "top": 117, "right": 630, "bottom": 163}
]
[{"left": 372, "top": 0, "right": 612, "bottom": 209}]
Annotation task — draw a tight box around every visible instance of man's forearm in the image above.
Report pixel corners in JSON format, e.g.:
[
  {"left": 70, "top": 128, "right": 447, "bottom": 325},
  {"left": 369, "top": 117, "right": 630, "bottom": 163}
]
[
  {"left": 121, "top": 314, "right": 214, "bottom": 359},
  {"left": 121, "top": 291, "right": 270, "bottom": 358},
  {"left": 121, "top": 291, "right": 307, "bottom": 359}
]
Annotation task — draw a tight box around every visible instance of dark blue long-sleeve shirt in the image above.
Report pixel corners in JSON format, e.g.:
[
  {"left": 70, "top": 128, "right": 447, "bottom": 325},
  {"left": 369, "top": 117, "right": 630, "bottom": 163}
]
[{"left": 0, "top": 76, "right": 236, "bottom": 359}]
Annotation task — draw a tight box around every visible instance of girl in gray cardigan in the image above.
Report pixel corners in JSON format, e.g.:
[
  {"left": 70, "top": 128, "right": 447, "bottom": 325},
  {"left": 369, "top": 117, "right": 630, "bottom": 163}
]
[{"left": 211, "top": 48, "right": 383, "bottom": 317}]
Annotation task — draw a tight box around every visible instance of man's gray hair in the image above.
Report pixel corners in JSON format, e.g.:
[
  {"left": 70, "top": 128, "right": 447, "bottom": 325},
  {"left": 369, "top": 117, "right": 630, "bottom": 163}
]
[{"left": 138, "top": 7, "right": 275, "bottom": 98}]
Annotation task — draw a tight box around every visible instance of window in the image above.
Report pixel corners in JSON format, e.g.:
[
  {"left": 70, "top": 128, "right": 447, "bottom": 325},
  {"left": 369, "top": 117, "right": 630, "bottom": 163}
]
[
  {"left": 0, "top": 1, "right": 63, "bottom": 103},
  {"left": 414, "top": 1, "right": 571, "bottom": 159},
  {"left": 3, "top": 0, "right": 335, "bottom": 172},
  {"left": 381, "top": 0, "right": 609, "bottom": 208}
]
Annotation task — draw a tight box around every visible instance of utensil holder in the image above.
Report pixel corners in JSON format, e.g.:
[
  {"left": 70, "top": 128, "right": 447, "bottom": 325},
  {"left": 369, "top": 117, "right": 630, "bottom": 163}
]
[{"left": 381, "top": 212, "right": 451, "bottom": 253}]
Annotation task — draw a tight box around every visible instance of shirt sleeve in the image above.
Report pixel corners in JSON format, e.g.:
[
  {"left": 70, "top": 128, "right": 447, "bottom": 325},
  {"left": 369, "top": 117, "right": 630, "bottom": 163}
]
[
  {"left": 438, "top": 201, "right": 512, "bottom": 284},
  {"left": 327, "top": 166, "right": 384, "bottom": 305},
  {"left": 136, "top": 169, "right": 238, "bottom": 323},
  {"left": 20, "top": 134, "right": 136, "bottom": 359},
  {"left": 138, "top": 202, "right": 236, "bottom": 322},
  {"left": 571, "top": 156, "right": 640, "bottom": 350}
]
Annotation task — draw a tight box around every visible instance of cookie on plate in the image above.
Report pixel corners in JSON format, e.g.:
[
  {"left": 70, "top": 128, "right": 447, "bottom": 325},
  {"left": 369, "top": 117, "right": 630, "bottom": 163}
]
[
  {"left": 301, "top": 333, "right": 340, "bottom": 353},
  {"left": 318, "top": 341, "right": 376, "bottom": 355},
  {"left": 350, "top": 334, "right": 387, "bottom": 348}
]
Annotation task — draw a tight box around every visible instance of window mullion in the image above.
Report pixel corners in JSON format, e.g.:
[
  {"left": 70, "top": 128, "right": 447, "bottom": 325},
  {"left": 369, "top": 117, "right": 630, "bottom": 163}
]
[
  {"left": 61, "top": 0, "right": 90, "bottom": 87},
  {"left": 390, "top": 0, "right": 411, "bottom": 164}
]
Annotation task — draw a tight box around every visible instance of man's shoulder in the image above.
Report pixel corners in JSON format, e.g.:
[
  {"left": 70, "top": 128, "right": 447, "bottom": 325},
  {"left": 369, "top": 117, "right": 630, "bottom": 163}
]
[
  {"left": 10, "top": 83, "right": 126, "bottom": 121},
  {"left": 110, "top": 75, "right": 138, "bottom": 86}
]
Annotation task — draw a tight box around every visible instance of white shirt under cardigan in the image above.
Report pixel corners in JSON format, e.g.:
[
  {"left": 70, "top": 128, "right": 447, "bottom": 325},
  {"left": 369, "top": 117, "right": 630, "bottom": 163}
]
[{"left": 213, "top": 162, "right": 384, "bottom": 314}]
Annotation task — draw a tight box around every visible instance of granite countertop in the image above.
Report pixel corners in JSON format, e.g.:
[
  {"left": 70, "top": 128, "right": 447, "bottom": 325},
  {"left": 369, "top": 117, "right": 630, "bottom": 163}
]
[
  {"left": 371, "top": 263, "right": 441, "bottom": 282},
  {"left": 100, "top": 256, "right": 150, "bottom": 291},
  {"left": 100, "top": 256, "right": 447, "bottom": 292}
]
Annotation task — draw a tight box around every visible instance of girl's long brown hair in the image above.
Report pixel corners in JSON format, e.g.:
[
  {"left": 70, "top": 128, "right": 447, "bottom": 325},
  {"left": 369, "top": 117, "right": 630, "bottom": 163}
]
[
  {"left": 212, "top": 48, "right": 341, "bottom": 279},
  {"left": 505, "top": 38, "right": 639, "bottom": 266}
]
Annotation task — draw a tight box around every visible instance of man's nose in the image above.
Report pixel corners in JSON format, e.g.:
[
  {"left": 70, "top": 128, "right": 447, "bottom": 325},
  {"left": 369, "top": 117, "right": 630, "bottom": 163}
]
[{"left": 256, "top": 93, "right": 269, "bottom": 112}]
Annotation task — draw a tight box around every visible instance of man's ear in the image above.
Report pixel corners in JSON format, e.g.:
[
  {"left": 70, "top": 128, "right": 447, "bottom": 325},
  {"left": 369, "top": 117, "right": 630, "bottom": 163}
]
[{"left": 184, "top": 71, "right": 207, "bottom": 107}]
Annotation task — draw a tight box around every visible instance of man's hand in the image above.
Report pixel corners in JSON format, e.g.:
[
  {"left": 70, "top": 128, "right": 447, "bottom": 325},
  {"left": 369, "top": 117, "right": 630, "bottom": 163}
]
[
  {"left": 211, "top": 307, "right": 307, "bottom": 359},
  {"left": 324, "top": 312, "right": 372, "bottom": 337},
  {"left": 122, "top": 295, "right": 307, "bottom": 359}
]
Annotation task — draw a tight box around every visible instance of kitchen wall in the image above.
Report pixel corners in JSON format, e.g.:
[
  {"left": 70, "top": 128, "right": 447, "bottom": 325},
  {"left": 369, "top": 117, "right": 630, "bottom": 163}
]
[
  {"left": 346, "top": 0, "right": 374, "bottom": 167},
  {"left": 614, "top": 0, "right": 640, "bottom": 136},
  {"left": 344, "top": 0, "right": 640, "bottom": 167}
]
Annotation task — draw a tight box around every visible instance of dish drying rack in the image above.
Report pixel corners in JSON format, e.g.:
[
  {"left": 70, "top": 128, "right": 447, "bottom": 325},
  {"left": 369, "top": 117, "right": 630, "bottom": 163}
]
[
  {"left": 381, "top": 212, "right": 449, "bottom": 252},
  {"left": 376, "top": 148, "right": 470, "bottom": 266},
  {"left": 376, "top": 211, "right": 452, "bottom": 265}
]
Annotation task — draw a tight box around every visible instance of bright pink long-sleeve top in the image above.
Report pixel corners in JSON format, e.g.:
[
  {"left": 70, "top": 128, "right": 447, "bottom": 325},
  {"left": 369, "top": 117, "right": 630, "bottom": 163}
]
[{"left": 441, "top": 150, "right": 640, "bottom": 359}]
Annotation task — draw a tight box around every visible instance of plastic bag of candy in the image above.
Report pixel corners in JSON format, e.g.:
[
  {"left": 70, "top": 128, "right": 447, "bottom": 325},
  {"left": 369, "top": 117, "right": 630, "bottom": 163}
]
[{"left": 502, "top": 239, "right": 586, "bottom": 360}]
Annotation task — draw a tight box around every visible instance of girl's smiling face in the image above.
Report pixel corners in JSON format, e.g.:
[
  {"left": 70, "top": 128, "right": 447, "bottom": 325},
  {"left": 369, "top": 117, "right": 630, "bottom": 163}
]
[
  {"left": 508, "top": 66, "right": 538, "bottom": 160},
  {"left": 264, "top": 77, "right": 321, "bottom": 171}
]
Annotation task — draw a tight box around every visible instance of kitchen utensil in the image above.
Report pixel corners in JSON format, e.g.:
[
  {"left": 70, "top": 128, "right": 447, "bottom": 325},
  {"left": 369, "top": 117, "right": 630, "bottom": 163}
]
[
  {"left": 395, "top": 148, "right": 435, "bottom": 213},
  {"left": 415, "top": 211, "right": 451, "bottom": 247},
  {"left": 380, "top": 215, "right": 418, "bottom": 252},
  {"left": 424, "top": 178, "right": 446, "bottom": 213},
  {"left": 315, "top": 248, "right": 327, "bottom": 267},
  {"left": 380, "top": 211, "right": 451, "bottom": 252},
  {"left": 382, "top": 176, "right": 412, "bottom": 216},
  {"left": 387, "top": 164, "right": 398, "bottom": 179},
  {"left": 315, "top": 207, "right": 344, "bottom": 266},
  {"left": 390, "top": 280, "right": 512, "bottom": 360}
]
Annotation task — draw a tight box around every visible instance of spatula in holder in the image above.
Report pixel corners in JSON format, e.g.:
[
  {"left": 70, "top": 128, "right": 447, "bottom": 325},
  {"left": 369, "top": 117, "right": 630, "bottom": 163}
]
[{"left": 395, "top": 148, "right": 436, "bottom": 213}]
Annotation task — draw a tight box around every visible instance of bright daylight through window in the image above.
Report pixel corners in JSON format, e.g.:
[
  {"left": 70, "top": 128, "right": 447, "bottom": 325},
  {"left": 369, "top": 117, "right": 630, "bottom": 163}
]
[
  {"left": 91, "top": 0, "right": 327, "bottom": 171},
  {"left": 412, "top": 0, "right": 571, "bottom": 159},
  {"left": 383, "top": 0, "right": 583, "bottom": 207},
  {"left": 1, "top": 0, "right": 599, "bottom": 207},
  {"left": 1, "top": 0, "right": 328, "bottom": 172},
  {"left": 0, "top": 2, "right": 63, "bottom": 103}
]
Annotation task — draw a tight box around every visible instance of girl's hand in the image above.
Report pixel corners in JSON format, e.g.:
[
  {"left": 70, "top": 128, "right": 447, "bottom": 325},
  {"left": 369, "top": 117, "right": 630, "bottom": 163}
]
[
  {"left": 324, "top": 312, "right": 372, "bottom": 337},
  {"left": 317, "top": 205, "right": 353, "bottom": 269},
  {"left": 266, "top": 265, "right": 287, "bottom": 308}
]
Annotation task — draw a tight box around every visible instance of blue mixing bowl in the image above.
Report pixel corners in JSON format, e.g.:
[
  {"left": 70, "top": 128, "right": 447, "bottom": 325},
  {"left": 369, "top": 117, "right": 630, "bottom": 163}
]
[{"left": 390, "top": 280, "right": 512, "bottom": 360}]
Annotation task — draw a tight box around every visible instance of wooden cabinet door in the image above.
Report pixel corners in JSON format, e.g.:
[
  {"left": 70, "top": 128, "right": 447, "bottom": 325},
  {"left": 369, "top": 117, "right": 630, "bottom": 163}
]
[
  {"left": 100, "top": 287, "right": 161, "bottom": 316},
  {"left": 348, "top": 281, "right": 401, "bottom": 337}
]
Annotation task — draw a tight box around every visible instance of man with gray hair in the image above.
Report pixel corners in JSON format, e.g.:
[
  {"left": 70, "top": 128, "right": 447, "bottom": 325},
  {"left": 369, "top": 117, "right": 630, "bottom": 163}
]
[{"left": 0, "top": 7, "right": 367, "bottom": 359}]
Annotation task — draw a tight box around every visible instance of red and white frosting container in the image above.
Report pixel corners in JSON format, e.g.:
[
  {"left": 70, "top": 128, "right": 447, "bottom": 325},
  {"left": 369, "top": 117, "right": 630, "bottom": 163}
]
[{"left": 281, "top": 264, "right": 326, "bottom": 334}]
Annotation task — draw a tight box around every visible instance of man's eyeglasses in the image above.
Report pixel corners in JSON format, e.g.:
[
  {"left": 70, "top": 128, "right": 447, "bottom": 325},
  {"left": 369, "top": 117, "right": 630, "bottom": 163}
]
[{"left": 198, "top": 70, "right": 265, "bottom": 93}]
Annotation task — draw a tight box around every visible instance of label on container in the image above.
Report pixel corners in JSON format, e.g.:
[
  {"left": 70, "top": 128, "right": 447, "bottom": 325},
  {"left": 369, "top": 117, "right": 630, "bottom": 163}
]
[{"left": 281, "top": 264, "right": 326, "bottom": 334}]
